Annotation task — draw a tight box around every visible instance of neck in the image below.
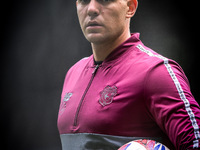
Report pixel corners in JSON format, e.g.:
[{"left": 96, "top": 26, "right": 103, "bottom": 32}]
[{"left": 92, "top": 31, "right": 131, "bottom": 62}]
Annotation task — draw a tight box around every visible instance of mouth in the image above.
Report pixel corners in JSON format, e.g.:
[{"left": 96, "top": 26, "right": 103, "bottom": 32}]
[{"left": 86, "top": 21, "right": 102, "bottom": 28}]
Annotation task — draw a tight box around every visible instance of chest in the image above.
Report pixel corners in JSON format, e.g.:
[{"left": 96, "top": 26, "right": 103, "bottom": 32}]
[{"left": 58, "top": 64, "right": 155, "bottom": 136}]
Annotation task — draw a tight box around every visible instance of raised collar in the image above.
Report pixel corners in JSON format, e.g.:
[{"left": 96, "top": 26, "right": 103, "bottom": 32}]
[{"left": 88, "top": 33, "right": 141, "bottom": 67}]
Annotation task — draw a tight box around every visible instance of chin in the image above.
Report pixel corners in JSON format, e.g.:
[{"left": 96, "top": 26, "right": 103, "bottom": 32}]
[
  {"left": 86, "top": 34, "right": 106, "bottom": 44},
  {"left": 86, "top": 33, "right": 109, "bottom": 44}
]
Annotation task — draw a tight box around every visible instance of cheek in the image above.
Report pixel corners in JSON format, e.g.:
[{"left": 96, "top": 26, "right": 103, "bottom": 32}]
[
  {"left": 77, "top": 8, "right": 86, "bottom": 27},
  {"left": 103, "top": 4, "right": 127, "bottom": 25},
  {"left": 104, "top": 11, "right": 126, "bottom": 31}
]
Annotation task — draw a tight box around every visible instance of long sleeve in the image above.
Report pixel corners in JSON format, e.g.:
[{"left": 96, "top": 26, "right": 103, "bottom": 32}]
[{"left": 144, "top": 60, "right": 200, "bottom": 150}]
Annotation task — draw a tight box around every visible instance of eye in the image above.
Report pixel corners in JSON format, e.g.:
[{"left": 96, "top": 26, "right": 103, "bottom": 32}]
[
  {"left": 77, "top": 0, "right": 114, "bottom": 5},
  {"left": 77, "top": 0, "right": 90, "bottom": 4},
  {"left": 99, "top": 0, "right": 114, "bottom": 4}
]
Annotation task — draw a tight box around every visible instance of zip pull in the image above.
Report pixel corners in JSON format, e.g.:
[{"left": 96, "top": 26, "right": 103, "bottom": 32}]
[{"left": 92, "top": 64, "right": 99, "bottom": 75}]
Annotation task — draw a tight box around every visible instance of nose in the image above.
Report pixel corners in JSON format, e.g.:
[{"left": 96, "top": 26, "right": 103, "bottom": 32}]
[{"left": 87, "top": 0, "right": 100, "bottom": 17}]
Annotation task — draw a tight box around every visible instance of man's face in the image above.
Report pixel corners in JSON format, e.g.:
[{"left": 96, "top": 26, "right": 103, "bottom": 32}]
[{"left": 76, "top": 0, "right": 131, "bottom": 44}]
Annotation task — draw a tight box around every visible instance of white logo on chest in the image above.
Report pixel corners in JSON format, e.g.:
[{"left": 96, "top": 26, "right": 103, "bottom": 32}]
[
  {"left": 59, "top": 92, "right": 73, "bottom": 115},
  {"left": 64, "top": 93, "right": 73, "bottom": 102}
]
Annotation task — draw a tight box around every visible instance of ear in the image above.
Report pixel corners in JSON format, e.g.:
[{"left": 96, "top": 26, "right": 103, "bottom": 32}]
[{"left": 126, "top": 0, "right": 137, "bottom": 18}]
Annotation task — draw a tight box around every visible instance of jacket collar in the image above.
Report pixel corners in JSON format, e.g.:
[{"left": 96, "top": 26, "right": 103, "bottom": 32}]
[{"left": 88, "top": 33, "right": 141, "bottom": 67}]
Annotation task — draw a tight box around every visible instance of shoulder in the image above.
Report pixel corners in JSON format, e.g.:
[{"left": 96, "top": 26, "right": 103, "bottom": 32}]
[
  {"left": 136, "top": 44, "right": 191, "bottom": 106},
  {"left": 134, "top": 43, "right": 189, "bottom": 93},
  {"left": 72, "top": 56, "right": 91, "bottom": 68},
  {"left": 126, "top": 43, "right": 182, "bottom": 76},
  {"left": 66, "top": 55, "right": 93, "bottom": 77},
  {"left": 135, "top": 44, "right": 184, "bottom": 72}
]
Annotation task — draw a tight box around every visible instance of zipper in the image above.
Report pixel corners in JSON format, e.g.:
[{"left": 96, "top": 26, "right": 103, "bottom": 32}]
[{"left": 73, "top": 64, "right": 100, "bottom": 127}]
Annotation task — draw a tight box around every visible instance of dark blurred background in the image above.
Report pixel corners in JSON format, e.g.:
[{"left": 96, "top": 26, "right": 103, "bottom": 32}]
[{"left": 2, "top": 0, "right": 199, "bottom": 150}]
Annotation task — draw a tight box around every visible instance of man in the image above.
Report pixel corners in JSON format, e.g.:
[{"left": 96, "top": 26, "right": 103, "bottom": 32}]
[{"left": 57, "top": 0, "right": 200, "bottom": 149}]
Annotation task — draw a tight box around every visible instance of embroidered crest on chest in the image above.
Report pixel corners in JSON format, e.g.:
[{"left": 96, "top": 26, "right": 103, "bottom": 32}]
[{"left": 99, "top": 85, "right": 118, "bottom": 106}]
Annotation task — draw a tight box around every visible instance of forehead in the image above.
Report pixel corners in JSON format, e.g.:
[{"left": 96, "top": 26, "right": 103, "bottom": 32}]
[{"left": 77, "top": 0, "right": 122, "bottom": 4}]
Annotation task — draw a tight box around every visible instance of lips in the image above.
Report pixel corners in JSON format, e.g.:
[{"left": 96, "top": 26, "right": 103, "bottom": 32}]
[{"left": 86, "top": 21, "right": 102, "bottom": 28}]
